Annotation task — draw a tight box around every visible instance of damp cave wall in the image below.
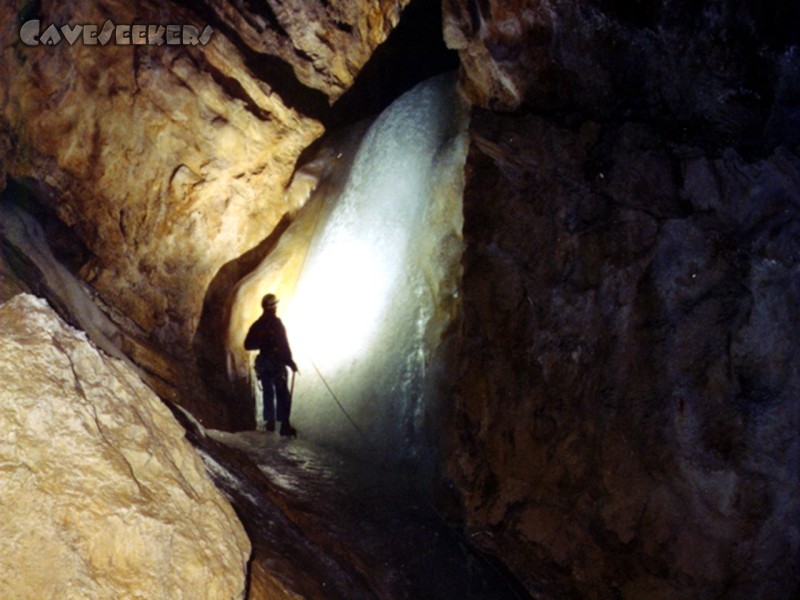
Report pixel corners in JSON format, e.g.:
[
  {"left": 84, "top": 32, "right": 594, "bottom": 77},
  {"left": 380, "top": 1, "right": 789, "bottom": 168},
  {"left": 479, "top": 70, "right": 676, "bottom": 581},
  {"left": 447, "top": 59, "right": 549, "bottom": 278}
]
[
  {"left": 451, "top": 111, "right": 800, "bottom": 599},
  {"left": 444, "top": 0, "right": 800, "bottom": 598}
]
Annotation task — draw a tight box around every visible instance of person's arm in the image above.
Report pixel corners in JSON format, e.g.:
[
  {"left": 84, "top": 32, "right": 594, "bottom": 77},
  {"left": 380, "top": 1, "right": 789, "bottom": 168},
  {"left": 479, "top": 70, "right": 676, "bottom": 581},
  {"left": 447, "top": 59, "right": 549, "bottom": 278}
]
[
  {"left": 276, "top": 320, "right": 297, "bottom": 371},
  {"left": 244, "top": 319, "right": 262, "bottom": 350}
]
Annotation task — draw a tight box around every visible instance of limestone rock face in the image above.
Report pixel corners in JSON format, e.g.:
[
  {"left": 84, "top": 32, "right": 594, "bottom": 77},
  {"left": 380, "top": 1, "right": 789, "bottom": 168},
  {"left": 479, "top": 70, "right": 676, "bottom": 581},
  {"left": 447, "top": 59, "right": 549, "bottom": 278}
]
[
  {"left": 445, "top": 2, "right": 800, "bottom": 595},
  {"left": 444, "top": 0, "right": 800, "bottom": 147},
  {"left": 0, "top": 251, "right": 27, "bottom": 304},
  {"left": 195, "top": 0, "right": 412, "bottom": 100},
  {"left": 448, "top": 112, "right": 800, "bottom": 598},
  {"left": 0, "top": 0, "right": 323, "bottom": 357},
  {"left": 0, "top": 293, "right": 250, "bottom": 599}
]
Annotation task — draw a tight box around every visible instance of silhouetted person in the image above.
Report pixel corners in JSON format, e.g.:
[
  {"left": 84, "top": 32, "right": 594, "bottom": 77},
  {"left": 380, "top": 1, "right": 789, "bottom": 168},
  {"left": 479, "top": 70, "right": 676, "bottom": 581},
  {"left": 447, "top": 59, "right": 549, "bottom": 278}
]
[{"left": 244, "top": 293, "right": 298, "bottom": 436}]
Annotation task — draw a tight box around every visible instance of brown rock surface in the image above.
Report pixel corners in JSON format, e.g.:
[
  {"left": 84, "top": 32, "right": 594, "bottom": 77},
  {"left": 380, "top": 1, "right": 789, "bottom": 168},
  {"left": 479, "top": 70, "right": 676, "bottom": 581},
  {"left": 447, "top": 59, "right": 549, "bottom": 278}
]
[
  {"left": 191, "top": 0, "right": 412, "bottom": 101},
  {"left": 444, "top": 0, "right": 800, "bottom": 148},
  {"left": 2, "top": 0, "right": 799, "bottom": 596},
  {"left": 447, "top": 111, "right": 800, "bottom": 598},
  {"left": 0, "top": 293, "right": 251, "bottom": 599},
  {"left": 0, "top": 0, "right": 323, "bottom": 360}
]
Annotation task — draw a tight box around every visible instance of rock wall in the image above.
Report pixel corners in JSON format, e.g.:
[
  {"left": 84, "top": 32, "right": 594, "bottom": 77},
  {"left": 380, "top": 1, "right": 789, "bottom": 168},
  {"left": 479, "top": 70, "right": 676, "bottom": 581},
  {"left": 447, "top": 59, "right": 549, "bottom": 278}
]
[
  {"left": 444, "top": 0, "right": 800, "bottom": 598},
  {"left": 444, "top": 0, "right": 800, "bottom": 148},
  {"left": 0, "top": 0, "right": 408, "bottom": 422},
  {"left": 0, "top": 0, "right": 321, "bottom": 356},
  {"left": 193, "top": 0, "right": 412, "bottom": 101},
  {"left": 447, "top": 84, "right": 800, "bottom": 600},
  {"left": 2, "top": 0, "right": 799, "bottom": 596},
  {"left": 0, "top": 293, "right": 251, "bottom": 599}
]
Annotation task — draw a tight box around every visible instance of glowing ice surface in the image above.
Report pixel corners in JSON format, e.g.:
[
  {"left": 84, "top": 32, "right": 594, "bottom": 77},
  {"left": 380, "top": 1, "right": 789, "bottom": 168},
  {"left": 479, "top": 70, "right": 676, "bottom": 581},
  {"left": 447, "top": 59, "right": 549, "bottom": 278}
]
[
  {"left": 281, "top": 73, "right": 469, "bottom": 463},
  {"left": 286, "top": 238, "right": 387, "bottom": 372}
]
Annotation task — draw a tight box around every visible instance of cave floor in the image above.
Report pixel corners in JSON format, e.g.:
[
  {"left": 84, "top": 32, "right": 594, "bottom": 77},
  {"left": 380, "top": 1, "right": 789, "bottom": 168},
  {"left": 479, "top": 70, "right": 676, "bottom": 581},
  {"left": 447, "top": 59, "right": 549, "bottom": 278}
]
[{"left": 200, "top": 429, "right": 532, "bottom": 600}]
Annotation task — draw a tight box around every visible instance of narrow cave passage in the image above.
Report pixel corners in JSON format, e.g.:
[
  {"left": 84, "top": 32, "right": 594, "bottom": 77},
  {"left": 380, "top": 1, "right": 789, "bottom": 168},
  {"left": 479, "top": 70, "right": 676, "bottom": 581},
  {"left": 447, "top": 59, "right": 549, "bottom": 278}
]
[
  {"left": 221, "top": 0, "right": 467, "bottom": 468},
  {"left": 227, "top": 72, "right": 468, "bottom": 466},
  {"left": 194, "top": 2, "right": 539, "bottom": 596},
  {"left": 209, "top": 71, "right": 537, "bottom": 600},
  {"left": 191, "top": 425, "right": 535, "bottom": 599}
]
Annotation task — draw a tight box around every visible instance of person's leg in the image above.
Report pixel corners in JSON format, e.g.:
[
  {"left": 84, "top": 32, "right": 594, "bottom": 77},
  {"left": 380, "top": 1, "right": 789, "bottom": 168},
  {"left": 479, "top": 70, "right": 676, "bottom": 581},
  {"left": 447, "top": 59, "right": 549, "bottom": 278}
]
[
  {"left": 261, "top": 374, "right": 276, "bottom": 430},
  {"left": 274, "top": 370, "right": 291, "bottom": 422},
  {"left": 274, "top": 370, "right": 295, "bottom": 436}
]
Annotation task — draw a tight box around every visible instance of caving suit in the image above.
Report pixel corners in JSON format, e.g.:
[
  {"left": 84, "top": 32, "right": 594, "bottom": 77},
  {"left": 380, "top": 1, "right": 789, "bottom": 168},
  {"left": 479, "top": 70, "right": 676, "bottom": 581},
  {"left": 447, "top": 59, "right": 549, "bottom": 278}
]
[{"left": 244, "top": 310, "right": 296, "bottom": 424}]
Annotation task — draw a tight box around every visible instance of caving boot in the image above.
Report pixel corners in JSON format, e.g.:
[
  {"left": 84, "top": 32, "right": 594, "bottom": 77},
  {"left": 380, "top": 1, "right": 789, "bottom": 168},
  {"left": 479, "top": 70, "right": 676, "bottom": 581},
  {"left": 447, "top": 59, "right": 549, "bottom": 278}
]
[
  {"left": 279, "top": 421, "right": 297, "bottom": 438},
  {"left": 265, "top": 420, "right": 275, "bottom": 432}
]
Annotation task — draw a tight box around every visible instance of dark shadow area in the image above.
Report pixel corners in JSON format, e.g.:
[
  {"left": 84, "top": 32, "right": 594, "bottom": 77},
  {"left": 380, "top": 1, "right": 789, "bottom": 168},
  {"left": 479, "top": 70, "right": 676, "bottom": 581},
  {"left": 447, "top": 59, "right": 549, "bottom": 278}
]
[
  {"left": 325, "top": 0, "right": 460, "bottom": 130},
  {"left": 0, "top": 177, "right": 93, "bottom": 336},
  {"left": 1, "top": 177, "right": 90, "bottom": 274},
  {"left": 167, "top": 401, "right": 541, "bottom": 599}
]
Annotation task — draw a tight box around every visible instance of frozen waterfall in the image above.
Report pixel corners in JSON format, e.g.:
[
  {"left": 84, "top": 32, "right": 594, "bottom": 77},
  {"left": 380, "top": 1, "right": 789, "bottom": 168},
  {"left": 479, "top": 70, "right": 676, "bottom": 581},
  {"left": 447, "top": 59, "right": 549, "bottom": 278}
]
[{"left": 229, "top": 73, "right": 469, "bottom": 465}]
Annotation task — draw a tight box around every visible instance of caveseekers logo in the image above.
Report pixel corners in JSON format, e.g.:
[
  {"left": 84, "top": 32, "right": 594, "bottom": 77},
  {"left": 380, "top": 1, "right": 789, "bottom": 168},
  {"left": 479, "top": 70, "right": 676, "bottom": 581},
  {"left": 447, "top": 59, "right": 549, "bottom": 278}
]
[{"left": 19, "top": 19, "right": 213, "bottom": 46}]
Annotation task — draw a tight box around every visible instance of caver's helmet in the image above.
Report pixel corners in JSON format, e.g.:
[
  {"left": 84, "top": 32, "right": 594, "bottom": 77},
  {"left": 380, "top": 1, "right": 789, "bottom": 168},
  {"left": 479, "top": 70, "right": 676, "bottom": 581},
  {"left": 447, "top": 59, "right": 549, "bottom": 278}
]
[{"left": 261, "top": 294, "right": 279, "bottom": 310}]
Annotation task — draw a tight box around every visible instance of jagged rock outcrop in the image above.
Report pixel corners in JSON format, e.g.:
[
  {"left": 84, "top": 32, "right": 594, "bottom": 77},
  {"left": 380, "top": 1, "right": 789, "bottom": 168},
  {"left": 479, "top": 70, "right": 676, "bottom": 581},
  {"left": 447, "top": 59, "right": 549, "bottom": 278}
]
[
  {"left": 192, "top": 0, "right": 411, "bottom": 101},
  {"left": 447, "top": 111, "right": 800, "bottom": 598},
  {"left": 444, "top": 0, "right": 800, "bottom": 148},
  {"left": 442, "top": 2, "right": 800, "bottom": 597},
  {"left": 0, "top": 293, "right": 250, "bottom": 599},
  {"left": 0, "top": 0, "right": 321, "bottom": 359}
]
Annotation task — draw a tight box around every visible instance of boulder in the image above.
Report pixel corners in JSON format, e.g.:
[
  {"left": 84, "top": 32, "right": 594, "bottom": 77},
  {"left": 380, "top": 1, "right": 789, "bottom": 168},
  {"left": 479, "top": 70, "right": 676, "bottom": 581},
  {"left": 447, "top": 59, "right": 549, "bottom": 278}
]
[{"left": 0, "top": 293, "right": 250, "bottom": 599}]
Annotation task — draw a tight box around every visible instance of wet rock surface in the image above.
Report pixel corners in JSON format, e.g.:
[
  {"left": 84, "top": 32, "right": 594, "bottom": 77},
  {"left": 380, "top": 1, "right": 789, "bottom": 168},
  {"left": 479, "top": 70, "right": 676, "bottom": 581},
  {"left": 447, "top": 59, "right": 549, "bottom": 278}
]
[
  {"left": 447, "top": 111, "right": 800, "bottom": 598},
  {"left": 0, "top": 294, "right": 250, "bottom": 599},
  {"left": 188, "top": 424, "right": 541, "bottom": 600}
]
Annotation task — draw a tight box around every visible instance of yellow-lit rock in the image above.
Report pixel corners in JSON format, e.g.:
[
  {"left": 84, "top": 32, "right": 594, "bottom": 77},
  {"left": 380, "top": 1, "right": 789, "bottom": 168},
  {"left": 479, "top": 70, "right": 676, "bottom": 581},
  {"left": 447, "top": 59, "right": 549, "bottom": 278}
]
[
  {"left": 0, "top": 0, "right": 323, "bottom": 354},
  {"left": 0, "top": 293, "right": 251, "bottom": 599},
  {"left": 0, "top": 251, "right": 27, "bottom": 303},
  {"left": 197, "top": 0, "right": 412, "bottom": 100}
]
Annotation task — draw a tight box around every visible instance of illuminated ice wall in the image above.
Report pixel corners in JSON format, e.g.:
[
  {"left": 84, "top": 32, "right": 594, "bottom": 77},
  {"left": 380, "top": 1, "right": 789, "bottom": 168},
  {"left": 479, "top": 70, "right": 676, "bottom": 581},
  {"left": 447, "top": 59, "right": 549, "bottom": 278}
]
[{"left": 231, "top": 74, "right": 469, "bottom": 463}]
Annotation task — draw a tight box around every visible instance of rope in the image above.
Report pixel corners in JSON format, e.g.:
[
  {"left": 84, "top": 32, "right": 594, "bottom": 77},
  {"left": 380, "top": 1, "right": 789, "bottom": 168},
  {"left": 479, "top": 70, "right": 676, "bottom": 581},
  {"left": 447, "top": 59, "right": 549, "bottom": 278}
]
[
  {"left": 308, "top": 357, "right": 382, "bottom": 457},
  {"left": 304, "top": 357, "right": 525, "bottom": 599},
  {"left": 282, "top": 145, "right": 525, "bottom": 600}
]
